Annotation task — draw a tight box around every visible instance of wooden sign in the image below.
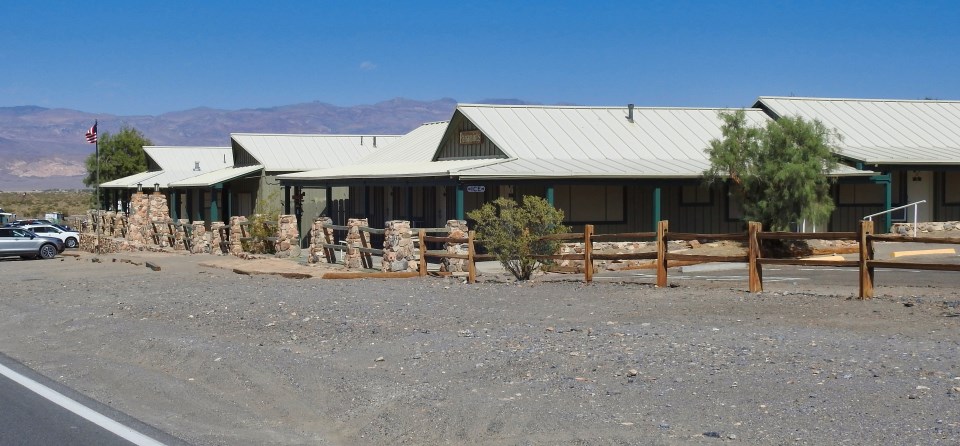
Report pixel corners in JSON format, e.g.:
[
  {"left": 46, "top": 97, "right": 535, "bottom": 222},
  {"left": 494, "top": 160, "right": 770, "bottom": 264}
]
[
  {"left": 466, "top": 185, "right": 485, "bottom": 193},
  {"left": 459, "top": 130, "right": 482, "bottom": 145}
]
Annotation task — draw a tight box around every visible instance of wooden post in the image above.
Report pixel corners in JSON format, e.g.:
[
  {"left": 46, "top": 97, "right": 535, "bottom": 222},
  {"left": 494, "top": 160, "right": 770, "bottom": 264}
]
[
  {"left": 656, "top": 220, "right": 669, "bottom": 287},
  {"left": 748, "top": 221, "right": 763, "bottom": 293},
  {"left": 359, "top": 229, "right": 372, "bottom": 269},
  {"left": 583, "top": 224, "right": 594, "bottom": 283},
  {"left": 418, "top": 228, "right": 427, "bottom": 277},
  {"left": 467, "top": 230, "right": 477, "bottom": 284},
  {"left": 322, "top": 224, "right": 336, "bottom": 263},
  {"left": 859, "top": 220, "right": 875, "bottom": 299}
]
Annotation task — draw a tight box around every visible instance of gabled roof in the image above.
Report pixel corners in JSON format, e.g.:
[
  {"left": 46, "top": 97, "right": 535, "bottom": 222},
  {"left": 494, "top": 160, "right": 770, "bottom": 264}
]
[
  {"left": 278, "top": 122, "right": 457, "bottom": 180},
  {"left": 755, "top": 96, "right": 960, "bottom": 165},
  {"left": 169, "top": 165, "right": 264, "bottom": 187},
  {"left": 456, "top": 104, "right": 772, "bottom": 162},
  {"left": 230, "top": 133, "right": 401, "bottom": 172},
  {"left": 143, "top": 146, "right": 232, "bottom": 172},
  {"left": 102, "top": 146, "right": 234, "bottom": 189}
]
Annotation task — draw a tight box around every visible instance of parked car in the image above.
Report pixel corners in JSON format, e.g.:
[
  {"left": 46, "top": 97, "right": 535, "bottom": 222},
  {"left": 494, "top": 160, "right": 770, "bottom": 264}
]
[
  {"left": 0, "top": 227, "right": 63, "bottom": 259},
  {"left": 21, "top": 224, "right": 80, "bottom": 249},
  {"left": 10, "top": 219, "right": 54, "bottom": 226}
]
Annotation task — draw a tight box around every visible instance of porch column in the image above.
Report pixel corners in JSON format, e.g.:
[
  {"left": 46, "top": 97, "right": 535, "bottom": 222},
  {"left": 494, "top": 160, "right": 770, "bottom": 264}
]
[
  {"left": 455, "top": 184, "right": 464, "bottom": 220},
  {"left": 170, "top": 189, "right": 178, "bottom": 220},
  {"left": 546, "top": 185, "right": 554, "bottom": 206},
  {"left": 326, "top": 186, "right": 333, "bottom": 218},
  {"left": 406, "top": 187, "right": 414, "bottom": 222},
  {"left": 210, "top": 184, "right": 221, "bottom": 223},
  {"left": 653, "top": 186, "right": 662, "bottom": 231},
  {"left": 185, "top": 189, "right": 194, "bottom": 222},
  {"left": 226, "top": 188, "right": 233, "bottom": 218},
  {"left": 284, "top": 185, "right": 291, "bottom": 215},
  {"left": 883, "top": 175, "right": 892, "bottom": 233}
]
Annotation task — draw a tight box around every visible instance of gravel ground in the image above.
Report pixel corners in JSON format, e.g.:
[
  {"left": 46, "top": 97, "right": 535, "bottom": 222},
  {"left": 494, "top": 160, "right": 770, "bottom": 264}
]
[{"left": 2, "top": 251, "right": 959, "bottom": 445}]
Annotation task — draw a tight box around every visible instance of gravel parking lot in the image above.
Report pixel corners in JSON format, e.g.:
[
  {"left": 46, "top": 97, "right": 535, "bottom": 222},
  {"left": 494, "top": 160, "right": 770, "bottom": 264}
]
[{"left": 2, "top": 251, "right": 959, "bottom": 445}]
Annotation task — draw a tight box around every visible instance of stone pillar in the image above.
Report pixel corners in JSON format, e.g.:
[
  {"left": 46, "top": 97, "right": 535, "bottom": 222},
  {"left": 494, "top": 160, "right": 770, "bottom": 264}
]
[
  {"left": 211, "top": 221, "right": 226, "bottom": 255},
  {"left": 382, "top": 220, "right": 415, "bottom": 272},
  {"left": 173, "top": 219, "right": 190, "bottom": 251},
  {"left": 127, "top": 192, "right": 151, "bottom": 245},
  {"left": 229, "top": 216, "right": 249, "bottom": 256},
  {"left": 442, "top": 219, "right": 469, "bottom": 272},
  {"left": 307, "top": 217, "right": 332, "bottom": 264},
  {"left": 190, "top": 221, "right": 209, "bottom": 254},
  {"left": 274, "top": 214, "right": 300, "bottom": 258},
  {"left": 343, "top": 218, "right": 368, "bottom": 268}
]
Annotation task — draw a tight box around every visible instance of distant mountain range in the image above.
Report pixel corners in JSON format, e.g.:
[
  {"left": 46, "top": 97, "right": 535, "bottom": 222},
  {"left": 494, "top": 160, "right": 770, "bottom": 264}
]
[{"left": 0, "top": 97, "right": 531, "bottom": 191}]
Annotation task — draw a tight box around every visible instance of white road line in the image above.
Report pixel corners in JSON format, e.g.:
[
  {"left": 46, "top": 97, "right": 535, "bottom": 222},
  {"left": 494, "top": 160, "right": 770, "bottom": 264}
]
[{"left": 0, "top": 363, "right": 167, "bottom": 446}]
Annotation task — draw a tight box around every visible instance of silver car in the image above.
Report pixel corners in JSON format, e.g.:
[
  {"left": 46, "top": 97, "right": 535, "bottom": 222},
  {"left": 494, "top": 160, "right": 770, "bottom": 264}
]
[{"left": 0, "top": 227, "right": 62, "bottom": 259}]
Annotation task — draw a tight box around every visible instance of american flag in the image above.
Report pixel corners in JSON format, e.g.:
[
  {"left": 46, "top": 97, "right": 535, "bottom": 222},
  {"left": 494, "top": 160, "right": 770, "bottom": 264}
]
[{"left": 85, "top": 121, "right": 97, "bottom": 144}]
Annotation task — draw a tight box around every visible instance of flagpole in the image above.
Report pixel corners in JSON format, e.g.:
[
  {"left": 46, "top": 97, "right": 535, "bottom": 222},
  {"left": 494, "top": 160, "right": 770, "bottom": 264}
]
[{"left": 95, "top": 120, "right": 100, "bottom": 210}]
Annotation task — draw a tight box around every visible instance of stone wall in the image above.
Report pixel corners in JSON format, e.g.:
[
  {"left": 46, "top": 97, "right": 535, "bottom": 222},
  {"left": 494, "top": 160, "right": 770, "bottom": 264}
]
[
  {"left": 211, "top": 222, "right": 226, "bottom": 255},
  {"left": 441, "top": 220, "right": 469, "bottom": 272},
  {"left": 891, "top": 221, "right": 960, "bottom": 235},
  {"left": 382, "top": 220, "right": 416, "bottom": 272}
]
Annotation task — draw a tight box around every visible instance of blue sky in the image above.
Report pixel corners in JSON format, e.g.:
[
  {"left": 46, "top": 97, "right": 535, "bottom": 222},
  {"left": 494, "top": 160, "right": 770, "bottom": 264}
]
[{"left": 2, "top": 0, "right": 957, "bottom": 116}]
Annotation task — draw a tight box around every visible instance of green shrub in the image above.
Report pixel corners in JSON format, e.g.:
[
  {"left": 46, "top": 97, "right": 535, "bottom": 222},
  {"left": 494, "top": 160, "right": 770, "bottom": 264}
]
[{"left": 468, "top": 195, "right": 569, "bottom": 280}]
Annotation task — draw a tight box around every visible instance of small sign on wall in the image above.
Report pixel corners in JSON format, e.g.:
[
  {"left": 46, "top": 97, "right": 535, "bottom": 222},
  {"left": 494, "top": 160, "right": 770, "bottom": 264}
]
[
  {"left": 459, "top": 130, "right": 482, "bottom": 145},
  {"left": 466, "top": 185, "right": 486, "bottom": 193}
]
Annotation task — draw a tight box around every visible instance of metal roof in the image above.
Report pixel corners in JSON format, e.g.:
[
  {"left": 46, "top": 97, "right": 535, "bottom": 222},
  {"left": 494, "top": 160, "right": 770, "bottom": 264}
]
[
  {"left": 230, "top": 133, "right": 401, "bottom": 171},
  {"left": 168, "top": 165, "right": 264, "bottom": 187},
  {"left": 456, "top": 104, "right": 773, "bottom": 166},
  {"left": 278, "top": 121, "right": 453, "bottom": 180},
  {"left": 279, "top": 159, "right": 500, "bottom": 181},
  {"left": 100, "top": 170, "right": 163, "bottom": 188},
  {"left": 143, "top": 146, "right": 233, "bottom": 172},
  {"left": 355, "top": 121, "right": 448, "bottom": 164},
  {"left": 755, "top": 96, "right": 960, "bottom": 165}
]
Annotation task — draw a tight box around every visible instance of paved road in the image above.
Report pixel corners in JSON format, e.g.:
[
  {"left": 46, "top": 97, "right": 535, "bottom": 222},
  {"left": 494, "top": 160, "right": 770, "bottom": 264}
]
[{"left": 0, "top": 353, "right": 187, "bottom": 446}]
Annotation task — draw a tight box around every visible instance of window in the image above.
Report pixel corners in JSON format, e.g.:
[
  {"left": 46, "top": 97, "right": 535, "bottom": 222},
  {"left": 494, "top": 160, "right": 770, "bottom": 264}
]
[
  {"left": 680, "top": 185, "right": 712, "bottom": 205},
  {"left": 945, "top": 172, "right": 960, "bottom": 205},
  {"left": 554, "top": 185, "right": 625, "bottom": 223},
  {"left": 837, "top": 183, "right": 884, "bottom": 205}
]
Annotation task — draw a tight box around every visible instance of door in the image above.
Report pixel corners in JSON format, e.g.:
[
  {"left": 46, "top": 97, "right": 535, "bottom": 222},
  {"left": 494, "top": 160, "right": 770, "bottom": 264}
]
[{"left": 906, "top": 171, "right": 933, "bottom": 222}]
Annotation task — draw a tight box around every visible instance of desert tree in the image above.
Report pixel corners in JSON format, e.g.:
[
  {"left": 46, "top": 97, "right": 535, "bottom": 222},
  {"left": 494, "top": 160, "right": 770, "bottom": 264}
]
[
  {"left": 83, "top": 126, "right": 153, "bottom": 203},
  {"left": 703, "top": 110, "right": 841, "bottom": 231}
]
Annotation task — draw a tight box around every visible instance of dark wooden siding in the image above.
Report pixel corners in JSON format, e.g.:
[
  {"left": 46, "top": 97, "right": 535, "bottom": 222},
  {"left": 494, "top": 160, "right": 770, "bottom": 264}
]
[{"left": 436, "top": 114, "right": 507, "bottom": 160}]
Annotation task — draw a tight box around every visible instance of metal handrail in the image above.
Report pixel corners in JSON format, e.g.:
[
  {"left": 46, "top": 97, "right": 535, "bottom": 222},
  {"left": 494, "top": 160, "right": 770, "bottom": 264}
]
[{"left": 863, "top": 200, "right": 926, "bottom": 237}]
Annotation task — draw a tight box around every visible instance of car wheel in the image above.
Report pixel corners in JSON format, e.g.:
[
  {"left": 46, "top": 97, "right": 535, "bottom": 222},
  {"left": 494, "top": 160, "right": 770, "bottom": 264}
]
[
  {"left": 65, "top": 237, "right": 79, "bottom": 249},
  {"left": 38, "top": 244, "right": 57, "bottom": 259}
]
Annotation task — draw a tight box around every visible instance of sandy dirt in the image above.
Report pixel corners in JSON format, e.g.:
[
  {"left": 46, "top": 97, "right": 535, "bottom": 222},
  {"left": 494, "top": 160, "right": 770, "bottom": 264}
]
[{"left": 2, "top": 250, "right": 959, "bottom": 445}]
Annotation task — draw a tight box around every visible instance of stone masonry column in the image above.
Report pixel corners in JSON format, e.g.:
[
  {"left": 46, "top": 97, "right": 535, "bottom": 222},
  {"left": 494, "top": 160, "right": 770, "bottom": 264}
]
[
  {"left": 307, "top": 217, "right": 332, "bottom": 264},
  {"left": 190, "top": 221, "right": 209, "bottom": 254},
  {"left": 442, "top": 219, "right": 469, "bottom": 272},
  {"left": 343, "top": 218, "right": 368, "bottom": 268},
  {"left": 382, "top": 220, "right": 415, "bottom": 272},
  {"left": 210, "top": 221, "right": 226, "bottom": 255},
  {"left": 274, "top": 214, "right": 300, "bottom": 258},
  {"left": 228, "top": 216, "right": 248, "bottom": 256}
]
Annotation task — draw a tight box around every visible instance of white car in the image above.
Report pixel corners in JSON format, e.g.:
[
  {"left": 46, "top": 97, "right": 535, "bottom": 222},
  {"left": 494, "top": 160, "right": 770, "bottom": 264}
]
[{"left": 22, "top": 224, "right": 80, "bottom": 249}]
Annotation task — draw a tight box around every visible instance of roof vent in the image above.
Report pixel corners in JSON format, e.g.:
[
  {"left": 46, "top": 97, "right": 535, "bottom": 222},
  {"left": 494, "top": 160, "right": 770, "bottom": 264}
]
[
  {"left": 193, "top": 161, "right": 201, "bottom": 171},
  {"left": 626, "top": 104, "right": 635, "bottom": 123},
  {"left": 373, "top": 136, "right": 377, "bottom": 148}
]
